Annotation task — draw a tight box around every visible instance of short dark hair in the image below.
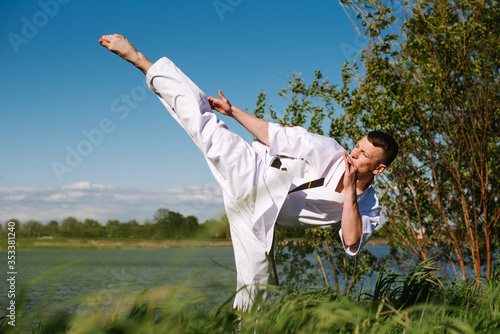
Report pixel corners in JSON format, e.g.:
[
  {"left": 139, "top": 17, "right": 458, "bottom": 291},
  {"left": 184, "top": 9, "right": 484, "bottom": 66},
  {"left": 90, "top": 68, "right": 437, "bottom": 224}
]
[{"left": 367, "top": 131, "right": 399, "bottom": 167}]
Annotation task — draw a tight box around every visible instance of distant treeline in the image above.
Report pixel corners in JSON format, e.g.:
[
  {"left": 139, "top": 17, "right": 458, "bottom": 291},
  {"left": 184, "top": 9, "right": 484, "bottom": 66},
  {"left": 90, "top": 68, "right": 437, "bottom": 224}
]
[
  {"left": 2, "top": 209, "right": 391, "bottom": 241},
  {"left": 2, "top": 208, "right": 231, "bottom": 240}
]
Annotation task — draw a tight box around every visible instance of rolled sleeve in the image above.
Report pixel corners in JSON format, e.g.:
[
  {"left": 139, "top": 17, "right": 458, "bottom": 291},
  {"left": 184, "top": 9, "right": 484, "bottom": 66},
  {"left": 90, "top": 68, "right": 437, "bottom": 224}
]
[
  {"left": 339, "top": 214, "right": 379, "bottom": 256},
  {"left": 339, "top": 187, "right": 381, "bottom": 256}
]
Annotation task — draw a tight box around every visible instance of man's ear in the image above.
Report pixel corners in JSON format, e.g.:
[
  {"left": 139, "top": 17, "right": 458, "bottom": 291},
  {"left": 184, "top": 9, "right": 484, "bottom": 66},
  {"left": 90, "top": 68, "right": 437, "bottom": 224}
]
[{"left": 373, "top": 164, "right": 387, "bottom": 175}]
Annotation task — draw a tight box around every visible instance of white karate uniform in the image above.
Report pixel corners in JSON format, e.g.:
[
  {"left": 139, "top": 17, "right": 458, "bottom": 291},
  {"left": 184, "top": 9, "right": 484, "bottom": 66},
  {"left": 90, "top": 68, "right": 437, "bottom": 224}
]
[{"left": 146, "top": 57, "right": 380, "bottom": 310}]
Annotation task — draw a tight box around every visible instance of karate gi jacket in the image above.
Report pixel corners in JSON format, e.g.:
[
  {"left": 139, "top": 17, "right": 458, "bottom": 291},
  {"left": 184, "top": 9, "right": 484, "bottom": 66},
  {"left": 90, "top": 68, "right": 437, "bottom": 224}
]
[{"left": 252, "top": 123, "right": 381, "bottom": 256}]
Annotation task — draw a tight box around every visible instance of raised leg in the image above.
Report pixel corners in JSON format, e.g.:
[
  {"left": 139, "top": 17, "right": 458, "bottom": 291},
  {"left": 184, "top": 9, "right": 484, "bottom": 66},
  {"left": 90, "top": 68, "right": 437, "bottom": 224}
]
[
  {"left": 99, "top": 37, "right": 273, "bottom": 310},
  {"left": 99, "top": 34, "right": 153, "bottom": 74},
  {"left": 145, "top": 57, "right": 274, "bottom": 310}
]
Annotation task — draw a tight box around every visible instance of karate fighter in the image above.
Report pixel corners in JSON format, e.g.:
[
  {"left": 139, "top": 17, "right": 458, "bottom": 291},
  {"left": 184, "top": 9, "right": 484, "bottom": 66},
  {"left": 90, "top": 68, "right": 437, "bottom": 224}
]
[{"left": 99, "top": 34, "right": 398, "bottom": 310}]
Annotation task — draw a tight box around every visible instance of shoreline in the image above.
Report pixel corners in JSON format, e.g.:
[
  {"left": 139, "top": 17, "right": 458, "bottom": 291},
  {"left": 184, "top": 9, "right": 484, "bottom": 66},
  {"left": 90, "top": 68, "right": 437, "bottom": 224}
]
[
  {"left": 1, "top": 238, "right": 389, "bottom": 249},
  {"left": 0, "top": 238, "right": 233, "bottom": 249}
]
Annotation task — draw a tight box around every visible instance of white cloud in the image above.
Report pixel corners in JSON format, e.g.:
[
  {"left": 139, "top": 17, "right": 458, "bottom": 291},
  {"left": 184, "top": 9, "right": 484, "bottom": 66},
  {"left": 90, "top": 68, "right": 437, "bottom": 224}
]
[
  {"left": 45, "top": 193, "right": 66, "bottom": 201},
  {"left": 2, "top": 195, "right": 26, "bottom": 201},
  {"left": 61, "top": 181, "right": 113, "bottom": 190},
  {"left": 0, "top": 181, "right": 224, "bottom": 224}
]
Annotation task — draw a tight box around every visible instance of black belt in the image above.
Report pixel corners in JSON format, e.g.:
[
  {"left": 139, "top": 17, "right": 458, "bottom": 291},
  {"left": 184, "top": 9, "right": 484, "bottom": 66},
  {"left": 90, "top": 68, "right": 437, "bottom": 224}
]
[{"left": 271, "top": 157, "right": 325, "bottom": 193}]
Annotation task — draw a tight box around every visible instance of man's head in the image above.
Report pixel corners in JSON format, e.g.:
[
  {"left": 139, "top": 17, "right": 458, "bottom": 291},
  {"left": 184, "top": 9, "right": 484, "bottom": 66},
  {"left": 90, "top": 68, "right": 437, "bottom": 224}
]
[
  {"left": 350, "top": 131, "right": 398, "bottom": 176},
  {"left": 367, "top": 131, "right": 399, "bottom": 166}
]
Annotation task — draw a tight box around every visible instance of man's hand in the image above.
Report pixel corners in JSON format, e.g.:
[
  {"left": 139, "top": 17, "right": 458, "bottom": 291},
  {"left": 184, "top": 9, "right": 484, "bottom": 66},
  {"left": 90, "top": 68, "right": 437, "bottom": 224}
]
[
  {"left": 341, "top": 151, "right": 362, "bottom": 248},
  {"left": 208, "top": 90, "right": 270, "bottom": 145},
  {"left": 343, "top": 151, "right": 358, "bottom": 193},
  {"left": 208, "top": 90, "right": 233, "bottom": 117}
]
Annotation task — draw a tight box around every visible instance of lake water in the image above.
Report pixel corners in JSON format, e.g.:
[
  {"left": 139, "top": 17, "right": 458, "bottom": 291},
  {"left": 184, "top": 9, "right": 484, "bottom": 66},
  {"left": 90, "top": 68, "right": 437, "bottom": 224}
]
[{"left": 0, "top": 246, "right": 390, "bottom": 313}]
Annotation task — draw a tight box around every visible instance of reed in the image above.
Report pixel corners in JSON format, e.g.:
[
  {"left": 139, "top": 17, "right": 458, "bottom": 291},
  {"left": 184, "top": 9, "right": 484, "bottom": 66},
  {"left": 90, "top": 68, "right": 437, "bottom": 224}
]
[{"left": 2, "top": 264, "right": 499, "bottom": 333}]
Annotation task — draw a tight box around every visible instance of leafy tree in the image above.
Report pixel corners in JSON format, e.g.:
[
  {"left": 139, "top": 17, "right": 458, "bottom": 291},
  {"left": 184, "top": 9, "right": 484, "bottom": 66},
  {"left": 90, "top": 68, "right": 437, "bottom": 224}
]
[
  {"left": 183, "top": 215, "right": 200, "bottom": 237},
  {"left": 112, "top": 219, "right": 143, "bottom": 238},
  {"left": 125, "top": 219, "right": 143, "bottom": 238},
  {"left": 61, "top": 217, "right": 81, "bottom": 237},
  {"left": 256, "top": 0, "right": 499, "bottom": 280},
  {"left": 83, "top": 219, "right": 101, "bottom": 229},
  {"left": 23, "top": 220, "right": 44, "bottom": 238},
  {"left": 106, "top": 219, "right": 120, "bottom": 238},
  {"left": 153, "top": 208, "right": 172, "bottom": 225},
  {"left": 111, "top": 220, "right": 133, "bottom": 238},
  {"left": 47, "top": 220, "right": 60, "bottom": 235},
  {"left": 153, "top": 208, "right": 198, "bottom": 238},
  {"left": 142, "top": 219, "right": 155, "bottom": 239},
  {"left": 82, "top": 219, "right": 105, "bottom": 238},
  {"left": 154, "top": 208, "right": 182, "bottom": 238},
  {"left": 200, "top": 215, "right": 230, "bottom": 239},
  {"left": 336, "top": 0, "right": 499, "bottom": 281}
]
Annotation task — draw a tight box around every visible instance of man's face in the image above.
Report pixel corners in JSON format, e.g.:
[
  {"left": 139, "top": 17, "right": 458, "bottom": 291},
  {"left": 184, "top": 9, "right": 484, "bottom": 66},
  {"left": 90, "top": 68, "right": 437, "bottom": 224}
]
[{"left": 349, "top": 136, "right": 386, "bottom": 176}]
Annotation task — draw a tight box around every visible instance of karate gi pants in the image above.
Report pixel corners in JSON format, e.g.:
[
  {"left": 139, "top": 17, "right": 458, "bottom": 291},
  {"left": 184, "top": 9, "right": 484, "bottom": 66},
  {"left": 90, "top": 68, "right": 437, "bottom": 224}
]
[{"left": 147, "top": 57, "right": 275, "bottom": 310}]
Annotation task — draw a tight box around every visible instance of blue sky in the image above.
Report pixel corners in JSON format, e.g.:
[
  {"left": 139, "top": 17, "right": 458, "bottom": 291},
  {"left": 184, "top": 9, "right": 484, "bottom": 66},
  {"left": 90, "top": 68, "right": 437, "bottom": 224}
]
[{"left": 0, "top": 0, "right": 364, "bottom": 223}]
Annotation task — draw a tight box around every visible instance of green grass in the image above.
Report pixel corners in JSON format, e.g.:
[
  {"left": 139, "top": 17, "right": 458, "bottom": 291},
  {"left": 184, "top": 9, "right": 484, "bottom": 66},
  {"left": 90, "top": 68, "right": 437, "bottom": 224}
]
[{"left": 2, "top": 264, "right": 499, "bottom": 333}]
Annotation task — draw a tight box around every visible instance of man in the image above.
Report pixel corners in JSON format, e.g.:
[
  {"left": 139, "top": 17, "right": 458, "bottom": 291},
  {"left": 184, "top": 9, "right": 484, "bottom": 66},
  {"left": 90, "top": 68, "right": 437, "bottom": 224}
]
[{"left": 99, "top": 34, "right": 398, "bottom": 310}]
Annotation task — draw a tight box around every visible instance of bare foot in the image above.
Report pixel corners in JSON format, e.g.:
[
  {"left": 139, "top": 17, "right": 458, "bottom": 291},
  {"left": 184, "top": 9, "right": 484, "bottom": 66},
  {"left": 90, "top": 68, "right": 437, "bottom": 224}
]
[{"left": 99, "top": 34, "right": 152, "bottom": 74}]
